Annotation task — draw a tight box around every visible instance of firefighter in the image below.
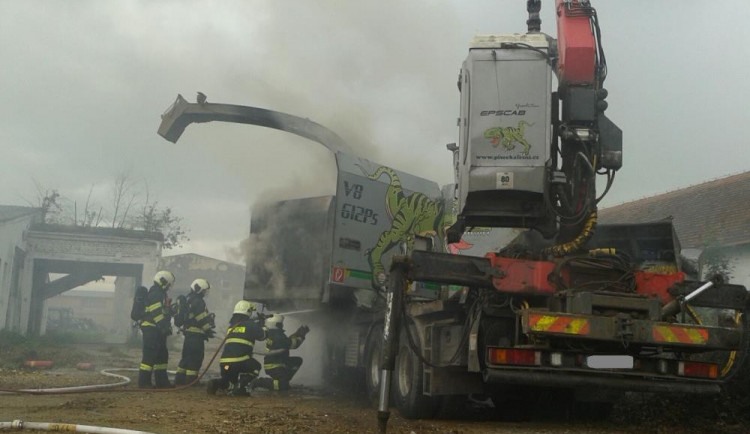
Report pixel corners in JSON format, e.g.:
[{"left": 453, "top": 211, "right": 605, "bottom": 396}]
[
  {"left": 207, "top": 300, "right": 266, "bottom": 396},
  {"left": 174, "top": 278, "right": 215, "bottom": 386},
  {"left": 252, "top": 314, "right": 309, "bottom": 391},
  {"left": 138, "top": 270, "right": 175, "bottom": 388}
]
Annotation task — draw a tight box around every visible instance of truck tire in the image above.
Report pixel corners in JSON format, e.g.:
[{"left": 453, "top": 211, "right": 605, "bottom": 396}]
[
  {"left": 364, "top": 325, "right": 383, "bottom": 403},
  {"left": 393, "top": 326, "right": 438, "bottom": 419}
]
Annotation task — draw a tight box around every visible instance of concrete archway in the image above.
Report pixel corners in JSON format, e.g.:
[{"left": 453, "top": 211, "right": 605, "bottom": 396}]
[{"left": 14, "top": 224, "right": 162, "bottom": 341}]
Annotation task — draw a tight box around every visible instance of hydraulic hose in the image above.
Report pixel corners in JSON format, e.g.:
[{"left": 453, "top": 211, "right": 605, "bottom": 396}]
[
  {"left": 0, "top": 420, "right": 153, "bottom": 434},
  {"left": 543, "top": 210, "right": 598, "bottom": 257}
]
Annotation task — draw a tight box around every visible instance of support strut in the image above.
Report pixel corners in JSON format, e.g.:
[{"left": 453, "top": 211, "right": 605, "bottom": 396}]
[{"left": 376, "top": 258, "right": 409, "bottom": 433}]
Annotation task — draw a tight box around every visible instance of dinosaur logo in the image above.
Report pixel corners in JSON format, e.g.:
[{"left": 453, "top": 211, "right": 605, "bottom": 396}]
[
  {"left": 358, "top": 165, "right": 445, "bottom": 288},
  {"left": 483, "top": 120, "right": 534, "bottom": 155}
]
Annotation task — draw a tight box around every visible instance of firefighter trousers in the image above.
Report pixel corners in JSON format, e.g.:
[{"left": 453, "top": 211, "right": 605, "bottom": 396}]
[
  {"left": 139, "top": 327, "right": 170, "bottom": 388},
  {"left": 217, "top": 358, "right": 261, "bottom": 393},
  {"left": 254, "top": 357, "right": 303, "bottom": 391},
  {"left": 175, "top": 333, "right": 205, "bottom": 385}
]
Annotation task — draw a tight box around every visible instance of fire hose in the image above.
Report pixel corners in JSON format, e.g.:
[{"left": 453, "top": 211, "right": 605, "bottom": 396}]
[
  {"left": 0, "top": 369, "right": 131, "bottom": 396},
  {"left": 0, "top": 420, "right": 153, "bottom": 434},
  {"left": 0, "top": 317, "right": 300, "bottom": 395}
]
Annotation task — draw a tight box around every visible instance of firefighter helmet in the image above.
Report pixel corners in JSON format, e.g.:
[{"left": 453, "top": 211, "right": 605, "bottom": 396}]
[
  {"left": 265, "top": 314, "right": 284, "bottom": 330},
  {"left": 154, "top": 270, "right": 175, "bottom": 289},
  {"left": 233, "top": 300, "right": 256, "bottom": 317},
  {"left": 190, "top": 278, "right": 210, "bottom": 296}
]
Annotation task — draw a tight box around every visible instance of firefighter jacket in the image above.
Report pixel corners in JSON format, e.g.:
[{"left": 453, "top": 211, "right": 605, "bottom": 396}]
[
  {"left": 219, "top": 319, "right": 266, "bottom": 364},
  {"left": 140, "top": 284, "right": 171, "bottom": 333},
  {"left": 264, "top": 328, "right": 305, "bottom": 370},
  {"left": 183, "top": 293, "right": 214, "bottom": 336}
]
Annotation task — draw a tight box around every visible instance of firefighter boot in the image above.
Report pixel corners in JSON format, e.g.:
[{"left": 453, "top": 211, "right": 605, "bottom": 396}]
[
  {"left": 251, "top": 377, "right": 274, "bottom": 391},
  {"left": 228, "top": 375, "right": 252, "bottom": 397},
  {"left": 238, "top": 373, "right": 254, "bottom": 395},
  {"left": 154, "top": 370, "right": 173, "bottom": 389},
  {"left": 185, "top": 374, "right": 199, "bottom": 386},
  {"left": 206, "top": 379, "right": 220, "bottom": 396},
  {"left": 226, "top": 382, "right": 244, "bottom": 396},
  {"left": 174, "top": 371, "right": 186, "bottom": 386},
  {"left": 138, "top": 369, "right": 153, "bottom": 388}
]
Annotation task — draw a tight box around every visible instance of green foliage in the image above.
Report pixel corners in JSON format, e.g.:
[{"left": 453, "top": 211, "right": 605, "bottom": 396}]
[
  {"left": 135, "top": 202, "right": 189, "bottom": 250},
  {"left": 0, "top": 330, "right": 27, "bottom": 346},
  {"left": 38, "top": 330, "right": 107, "bottom": 345},
  {"left": 0, "top": 330, "right": 100, "bottom": 369},
  {"left": 703, "top": 248, "right": 735, "bottom": 282}
]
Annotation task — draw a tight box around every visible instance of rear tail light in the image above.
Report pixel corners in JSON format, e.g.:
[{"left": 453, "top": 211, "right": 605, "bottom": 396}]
[
  {"left": 487, "top": 348, "right": 541, "bottom": 366},
  {"left": 678, "top": 361, "right": 718, "bottom": 379}
]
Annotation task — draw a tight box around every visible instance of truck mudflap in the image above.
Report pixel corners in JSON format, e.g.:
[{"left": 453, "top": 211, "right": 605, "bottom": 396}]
[
  {"left": 483, "top": 367, "right": 721, "bottom": 395},
  {"left": 520, "top": 309, "right": 742, "bottom": 350}
]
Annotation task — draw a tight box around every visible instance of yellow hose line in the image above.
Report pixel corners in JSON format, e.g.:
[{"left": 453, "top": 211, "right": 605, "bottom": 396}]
[
  {"left": 544, "top": 211, "right": 598, "bottom": 257},
  {"left": 720, "top": 311, "right": 743, "bottom": 377},
  {"left": 685, "top": 305, "right": 703, "bottom": 326}
]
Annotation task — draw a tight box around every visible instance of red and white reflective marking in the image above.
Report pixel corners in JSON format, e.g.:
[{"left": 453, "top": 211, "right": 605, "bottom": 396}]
[{"left": 332, "top": 267, "right": 345, "bottom": 283}]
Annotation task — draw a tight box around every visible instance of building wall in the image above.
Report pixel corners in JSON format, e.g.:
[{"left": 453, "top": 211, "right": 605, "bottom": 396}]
[
  {"left": 159, "top": 255, "right": 245, "bottom": 329},
  {"left": 20, "top": 229, "right": 161, "bottom": 337},
  {"left": 0, "top": 214, "right": 38, "bottom": 331},
  {"left": 45, "top": 291, "right": 115, "bottom": 331}
]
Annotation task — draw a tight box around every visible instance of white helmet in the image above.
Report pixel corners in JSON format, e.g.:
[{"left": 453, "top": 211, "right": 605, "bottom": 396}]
[
  {"left": 190, "top": 278, "right": 210, "bottom": 296},
  {"left": 233, "top": 300, "right": 256, "bottom": 317},
  {"left": 154, "top": 270, "right": 175, "bottom": 289},
  {"left": 265, "top": 314, "right": 284, "bottom": 330}
]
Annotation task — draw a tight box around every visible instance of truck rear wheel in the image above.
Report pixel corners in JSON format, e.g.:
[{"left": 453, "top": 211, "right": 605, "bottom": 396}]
[
  {"left": 364, "top": 325, "right": 383, "bottom": 402},
  {"left": 393, "top": 326, "right": 438, "bottom": 419}
]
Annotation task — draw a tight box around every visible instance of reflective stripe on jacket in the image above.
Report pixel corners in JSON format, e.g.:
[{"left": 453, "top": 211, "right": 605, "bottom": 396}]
[
  {"left": 219, "top": 319, "right": 266, "bottom": 364},
  {"left": 263, "top": 328, "right": 304, "bottom": 368},
  {"left": 140, "top": 285, "right": 170, "bottom": 330},
  {"left": 184, "top": 294, "right": 213, "bottom": 336}
]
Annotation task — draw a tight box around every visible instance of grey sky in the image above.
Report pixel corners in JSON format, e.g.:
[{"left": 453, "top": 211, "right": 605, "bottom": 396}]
[{"left": 2, "top": 0, "right": 748, "bottom": 263}]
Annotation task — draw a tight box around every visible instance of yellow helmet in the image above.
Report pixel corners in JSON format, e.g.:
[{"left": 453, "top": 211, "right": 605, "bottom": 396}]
[
  {"left": 190, "top": 278, "right": 210, "bottom": 296},
  {"left": 154, "top": 270, "right": 176, "bottom": 289},
  {"left": 265, "top": 313, "right": 284, "bottom": 330},
  {"left": 233, "top": 300, "right": 256, "bottom": 317}
]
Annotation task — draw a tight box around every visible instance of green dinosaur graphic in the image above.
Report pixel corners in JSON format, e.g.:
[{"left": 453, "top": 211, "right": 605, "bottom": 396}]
[
  {"left": 359, "top": 165, "right": 445, "bottom": 288},
  {"left": 483, "top": 120, "right": 534, "bottom": 155}
]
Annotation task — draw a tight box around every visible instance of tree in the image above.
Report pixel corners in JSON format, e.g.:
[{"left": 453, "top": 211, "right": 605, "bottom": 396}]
[
  {"left": 702, "top": 248, "right": 735, "bottom": 283},
  {"left": 110, "top": 172, "right": 137, "bottom": 229},
  {"left": 135, "top": 187, "right": 188, "bottom": 250},
  {"left": 78, "top": 184, "right": 104, "bottom": 227},
  {"left": 27, "top": 175, "right": 189, "bottom": 250},
  {"left": 29, "top": 179, "right": 61, "bottom": 223}
]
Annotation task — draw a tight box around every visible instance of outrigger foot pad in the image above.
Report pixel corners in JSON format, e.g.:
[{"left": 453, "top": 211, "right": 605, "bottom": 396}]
[{"left": 377, "top": 410, "right": 390, "bottom": 433}]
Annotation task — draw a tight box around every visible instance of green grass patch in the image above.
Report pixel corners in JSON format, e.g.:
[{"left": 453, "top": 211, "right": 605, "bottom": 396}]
[{"left": 0, "top": 330, "right": 96, "bottom": 369}]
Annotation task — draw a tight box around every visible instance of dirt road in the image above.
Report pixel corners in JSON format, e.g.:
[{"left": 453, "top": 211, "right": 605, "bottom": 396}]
[{"left": 0, "top": 343, "right": 746, "bottom": 434}]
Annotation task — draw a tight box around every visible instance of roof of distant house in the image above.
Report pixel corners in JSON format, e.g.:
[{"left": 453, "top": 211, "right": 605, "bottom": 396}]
[
  {"left": 161, "top": 253, "right": 244, "bottom": 270},
  {"left": 599, "top": 171, "right": 750, "bottom": 249},
  {"left": 29, "top": 223, "right": 164, "bottom": 242},
  {"left": 0, "top": 205, "right": 41, "bottom": 223},
  {"left": 60, "top": 289, "right": 114, "bottom": 298}
]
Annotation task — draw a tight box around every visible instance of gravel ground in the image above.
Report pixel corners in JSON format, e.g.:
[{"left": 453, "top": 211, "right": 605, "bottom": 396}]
[{"left": 0, "top": 343, "right": 748, "bottom": 434}]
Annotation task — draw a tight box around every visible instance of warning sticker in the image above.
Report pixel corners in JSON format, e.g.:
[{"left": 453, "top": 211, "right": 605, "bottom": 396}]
[{"left": 332, "top": 267, "right": 345, "bottom": 283}]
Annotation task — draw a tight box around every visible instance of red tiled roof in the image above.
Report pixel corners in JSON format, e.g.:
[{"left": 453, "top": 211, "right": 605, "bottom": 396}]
[{"left": 598, "top": 172, "right": 750, "bottom": 248}]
